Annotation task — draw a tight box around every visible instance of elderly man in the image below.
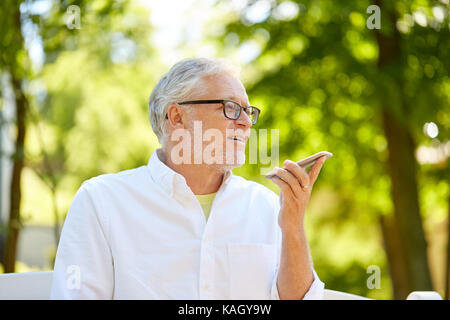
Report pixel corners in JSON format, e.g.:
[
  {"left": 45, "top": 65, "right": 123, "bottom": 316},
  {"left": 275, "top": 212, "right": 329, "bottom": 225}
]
[{"left": 50, "top": 57, "right": 327, "bottom": 299}]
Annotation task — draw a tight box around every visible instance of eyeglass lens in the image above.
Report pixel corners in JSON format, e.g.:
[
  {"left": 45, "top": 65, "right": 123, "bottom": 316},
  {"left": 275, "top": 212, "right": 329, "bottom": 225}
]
[{"left": 223, "top": 101, "right": 258, "bottom": 124}]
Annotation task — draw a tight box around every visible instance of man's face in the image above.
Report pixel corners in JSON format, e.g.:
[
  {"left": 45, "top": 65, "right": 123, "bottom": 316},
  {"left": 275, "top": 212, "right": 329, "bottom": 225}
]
[{"left": 180, "top": 72, "right": 253, "bottom": 170}]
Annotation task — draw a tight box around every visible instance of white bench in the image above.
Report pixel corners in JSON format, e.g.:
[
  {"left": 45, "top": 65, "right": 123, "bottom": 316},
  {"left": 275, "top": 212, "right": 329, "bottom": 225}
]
[
  {"left": 0, "top": 271, "right": 53, "bottom": 300},
  {"left": 0, "top": 271, "right": 442, "bottom": 300}
]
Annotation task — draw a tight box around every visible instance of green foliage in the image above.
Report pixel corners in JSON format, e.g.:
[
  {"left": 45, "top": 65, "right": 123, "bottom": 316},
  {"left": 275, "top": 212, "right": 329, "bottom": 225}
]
[{"left": 3, "top": 1, "right": 164, "bottom": 224}]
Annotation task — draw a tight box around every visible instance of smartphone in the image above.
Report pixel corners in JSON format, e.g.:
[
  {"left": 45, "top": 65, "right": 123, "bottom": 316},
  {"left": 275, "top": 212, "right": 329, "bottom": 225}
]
[{"left": 265, "top": 151, "right": 333, "bottom": 179}]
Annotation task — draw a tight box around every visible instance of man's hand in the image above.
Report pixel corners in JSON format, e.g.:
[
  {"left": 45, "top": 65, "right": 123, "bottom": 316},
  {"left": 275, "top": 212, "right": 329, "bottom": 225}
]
[{"left": 268, "top": 156, "right": 327, "bottom": 233}]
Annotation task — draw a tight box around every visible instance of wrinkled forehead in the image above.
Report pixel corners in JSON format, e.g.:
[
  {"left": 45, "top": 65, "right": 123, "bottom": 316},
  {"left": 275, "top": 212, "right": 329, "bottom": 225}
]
[{"left": 192, "top": 73, "right": 249, "bottom": 105}]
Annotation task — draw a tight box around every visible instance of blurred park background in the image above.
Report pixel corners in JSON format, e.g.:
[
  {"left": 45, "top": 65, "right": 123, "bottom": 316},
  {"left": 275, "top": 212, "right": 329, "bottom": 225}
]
[{"left": 0, "top": 0, "right": 449, "bottom": 300}]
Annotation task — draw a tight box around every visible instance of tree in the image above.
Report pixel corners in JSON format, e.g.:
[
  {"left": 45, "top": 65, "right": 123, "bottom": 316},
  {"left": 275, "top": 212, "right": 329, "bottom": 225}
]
[
  {"left": 1, "top": 0, "right": 157, "bottom": 272},
  {"left": 0, "top": 0, "right": 31, "bottom": 273},
  {"left": 374, "top": 0, "right": 432, "bottom": 296}
]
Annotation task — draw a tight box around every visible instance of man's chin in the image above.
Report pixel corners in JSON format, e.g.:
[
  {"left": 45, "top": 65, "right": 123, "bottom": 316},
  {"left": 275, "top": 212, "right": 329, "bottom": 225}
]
[
  {"left": 225, "top": 152, "right": 246, "bottom": 169},
  {"left": 209, "top": 152, "right": 246, "bottom": 171}
]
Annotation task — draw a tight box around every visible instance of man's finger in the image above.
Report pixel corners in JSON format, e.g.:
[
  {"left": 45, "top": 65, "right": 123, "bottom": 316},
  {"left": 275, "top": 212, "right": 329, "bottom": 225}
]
[
  {"left": 270, "top": 175, "right": 295, "bottom": 201},
  {"left": 283, "top": 160, "right": 310, "bottom": 190},
  {"left": 308, "top": 156, "right": 326, "bottom": 186},
  {"left": 273, "top": 167, "right": 303, "bottom": 199}
]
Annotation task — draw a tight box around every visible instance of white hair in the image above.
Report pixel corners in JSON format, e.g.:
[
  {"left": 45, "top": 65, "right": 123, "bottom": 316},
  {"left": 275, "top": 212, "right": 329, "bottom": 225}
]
[{"left": 148, "top": 57, "right": 241, "bottom": 146}]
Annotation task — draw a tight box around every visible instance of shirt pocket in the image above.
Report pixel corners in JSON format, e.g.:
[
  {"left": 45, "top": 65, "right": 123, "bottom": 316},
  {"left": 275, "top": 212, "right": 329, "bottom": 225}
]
[{"left": 227, "top": 242, "right": 277, "bottom": 300}]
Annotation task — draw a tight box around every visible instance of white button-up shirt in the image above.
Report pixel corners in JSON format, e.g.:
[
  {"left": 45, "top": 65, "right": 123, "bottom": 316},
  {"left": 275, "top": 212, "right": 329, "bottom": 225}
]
[{"left": 50, "top": 149, "right": 324, "bottom": 299}]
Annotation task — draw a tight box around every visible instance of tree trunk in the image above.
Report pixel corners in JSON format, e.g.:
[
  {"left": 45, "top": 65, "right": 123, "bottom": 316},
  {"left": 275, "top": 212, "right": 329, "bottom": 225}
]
[
  {"left": 375, "top": 0, "right": 433, "bottom": 293},
  {"left": 3, "top": 75, "right": 27, "bottom": 273},
  {"left": 381, "top": 110, "right": 433, "bottom": 292},
  {"left": 379, "top": 214, "right": 410, "bottom": 299},
  {"left": 2, "top": 2, "right": 27, "bottom": 273},
  {"left": 445, "top": 194, "right": 450, "bottom": 300}
]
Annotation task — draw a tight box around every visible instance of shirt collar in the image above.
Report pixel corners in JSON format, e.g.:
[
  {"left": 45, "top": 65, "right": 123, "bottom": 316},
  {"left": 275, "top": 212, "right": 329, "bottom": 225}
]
[{"left": 147, "top": 148, "right": 233, "bottom": 197}]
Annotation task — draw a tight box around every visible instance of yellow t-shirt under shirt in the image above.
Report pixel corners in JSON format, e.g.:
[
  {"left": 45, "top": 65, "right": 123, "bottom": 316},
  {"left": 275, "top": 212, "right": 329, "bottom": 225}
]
[{"left": 195, "top": 192, "right": 217, "bottom": 221}]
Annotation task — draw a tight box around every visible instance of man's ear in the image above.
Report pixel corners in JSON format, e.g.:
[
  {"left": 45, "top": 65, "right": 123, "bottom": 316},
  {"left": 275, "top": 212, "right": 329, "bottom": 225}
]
[{"left": 166, "top": 103, "right": 185, "bottom": 128}]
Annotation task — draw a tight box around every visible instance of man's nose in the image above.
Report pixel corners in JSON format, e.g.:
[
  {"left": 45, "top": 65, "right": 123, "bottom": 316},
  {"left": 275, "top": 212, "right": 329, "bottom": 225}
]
[{"left": 235, "top": 108, "right": 252, "bottom": 128}]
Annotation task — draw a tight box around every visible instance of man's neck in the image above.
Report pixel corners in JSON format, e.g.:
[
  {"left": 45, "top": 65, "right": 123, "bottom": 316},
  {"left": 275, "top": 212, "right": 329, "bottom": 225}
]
[{"left": 158, "top": 148, "right": 225, "bottom": 195}]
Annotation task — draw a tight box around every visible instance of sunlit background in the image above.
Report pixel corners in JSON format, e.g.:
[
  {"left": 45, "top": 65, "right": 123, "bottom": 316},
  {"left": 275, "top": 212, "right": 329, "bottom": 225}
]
[{"left": 0, "top": 0, "right": 449, "bottom": 300}]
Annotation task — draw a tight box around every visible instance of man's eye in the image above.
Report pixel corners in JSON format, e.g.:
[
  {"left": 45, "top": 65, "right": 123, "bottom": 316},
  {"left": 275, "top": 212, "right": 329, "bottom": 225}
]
[{"left": 225, "top": 103, "right": 236, "bottom": 111}]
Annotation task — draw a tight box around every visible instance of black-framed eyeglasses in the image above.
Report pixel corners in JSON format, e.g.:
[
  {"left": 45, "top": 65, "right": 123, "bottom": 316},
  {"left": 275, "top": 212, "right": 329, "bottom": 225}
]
[{"left": 165, "top": 99, "right": 261, "bottom": 125}]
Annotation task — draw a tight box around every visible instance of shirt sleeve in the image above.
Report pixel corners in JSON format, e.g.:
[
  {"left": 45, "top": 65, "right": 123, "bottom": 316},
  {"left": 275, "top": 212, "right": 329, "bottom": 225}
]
[
  {"left": 270, "top": 267, "right": 325, "bottom": 300},
  {"left": 50, "top": 182, "right": 114, "bottom": 299}
]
